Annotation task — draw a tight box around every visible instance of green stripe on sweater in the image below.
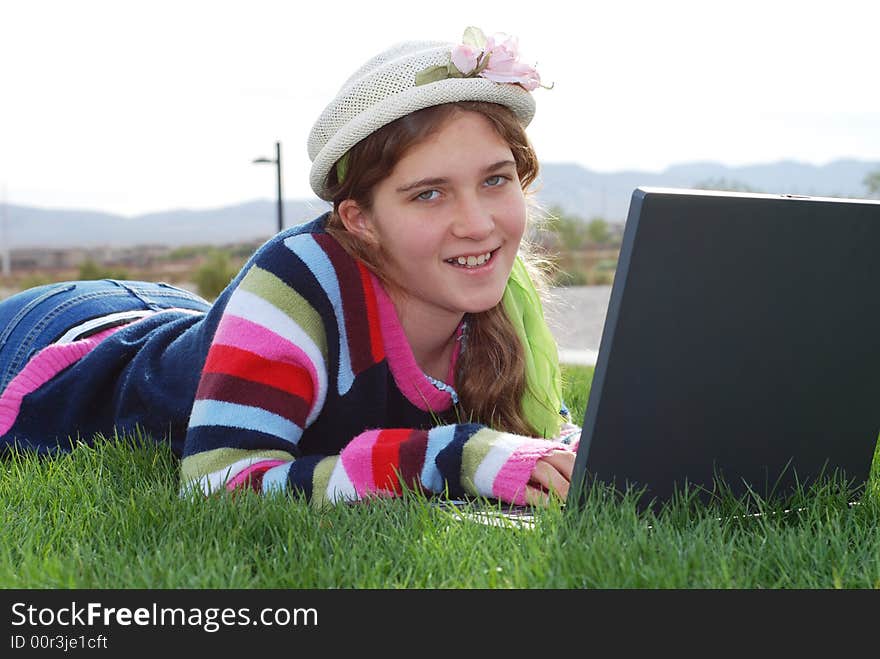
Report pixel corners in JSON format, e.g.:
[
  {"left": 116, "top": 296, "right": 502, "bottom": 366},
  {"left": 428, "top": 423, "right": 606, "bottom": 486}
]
[
  {"left": 310, "top": 455, "right": 339, "bottom": 509},
  {"left": 460, "top": 427, "right": 506, "bottom": 496},
  {"left": 180, "top": 447, "right": 295, "bottom": 482},
  {"left": 240, "top": 266, "right": 328, "bottom": 357}
]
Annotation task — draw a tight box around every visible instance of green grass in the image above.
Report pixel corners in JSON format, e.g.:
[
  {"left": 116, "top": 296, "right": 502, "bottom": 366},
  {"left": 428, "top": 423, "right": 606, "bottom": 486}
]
[{"left": 2, "top": 364, "right": 879, "bottom": 589}]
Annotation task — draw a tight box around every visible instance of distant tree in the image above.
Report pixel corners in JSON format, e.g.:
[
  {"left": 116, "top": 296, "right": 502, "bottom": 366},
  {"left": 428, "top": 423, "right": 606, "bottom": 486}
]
[
  {"left": 864, "top": 170, "right": 880, "bottom": 198},
  {"left": 586, "top": 218, "right": 610, "bottom": 245},
  {"left": 77, "top": 259, "right": 128, "bottom": 281},
  {"left": 194, "top": 250, "right": 237, "bottom": 300},
  {"left": 542, "top": 206, "right": 589, "bottom": 250},
  {"left": 166, "top": 245, "right": 211, "bottom": 261}
]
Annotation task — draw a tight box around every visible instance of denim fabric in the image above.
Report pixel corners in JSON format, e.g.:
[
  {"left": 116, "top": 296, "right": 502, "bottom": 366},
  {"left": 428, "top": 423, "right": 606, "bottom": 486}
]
[{"left": 0, "top": 279, "right": 210, "bottom": 392}]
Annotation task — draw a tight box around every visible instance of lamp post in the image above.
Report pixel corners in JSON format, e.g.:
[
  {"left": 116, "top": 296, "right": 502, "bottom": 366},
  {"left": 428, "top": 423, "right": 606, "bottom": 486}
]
[{"left": 253, "top": 141, "right": 284, "bottom": 234}]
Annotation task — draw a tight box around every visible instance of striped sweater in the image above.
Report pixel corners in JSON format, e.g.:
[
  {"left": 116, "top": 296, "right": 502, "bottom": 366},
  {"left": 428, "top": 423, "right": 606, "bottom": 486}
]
[{"left": 179, "top": 216, "right": 580, "bottom": 506}]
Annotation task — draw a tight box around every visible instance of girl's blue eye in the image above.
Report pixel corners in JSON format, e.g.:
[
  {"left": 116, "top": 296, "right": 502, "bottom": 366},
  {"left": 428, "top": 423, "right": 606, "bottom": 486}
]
[
  {"left": 416, "top": 190, "right": 439, "bottom": 201},
  {"left": 486, "top": 175, "right": 505, "bottom": 187}
]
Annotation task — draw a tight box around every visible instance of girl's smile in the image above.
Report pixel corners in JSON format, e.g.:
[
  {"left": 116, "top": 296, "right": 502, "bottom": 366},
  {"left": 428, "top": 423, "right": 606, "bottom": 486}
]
[{"left": 444, "top": 247, "right": 498, "bottom": 270}]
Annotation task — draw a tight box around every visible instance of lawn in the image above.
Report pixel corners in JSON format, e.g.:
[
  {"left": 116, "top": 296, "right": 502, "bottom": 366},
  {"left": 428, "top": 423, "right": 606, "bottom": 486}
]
[{"left": 2, "top": 364, "right": 879, "bottom": 589}]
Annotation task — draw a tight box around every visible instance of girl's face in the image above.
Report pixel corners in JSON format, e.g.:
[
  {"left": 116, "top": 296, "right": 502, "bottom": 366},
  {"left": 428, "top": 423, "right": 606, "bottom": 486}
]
[{"left": 343, "top": 110, "right": 527, "bottom": 322}]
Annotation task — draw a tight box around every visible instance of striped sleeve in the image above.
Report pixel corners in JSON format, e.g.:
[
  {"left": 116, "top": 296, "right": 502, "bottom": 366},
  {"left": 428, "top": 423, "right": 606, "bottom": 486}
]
[
  {"left": 178, "top": 232, "right": 389, "bottom": 500},
  {"left": 303, "top": 423, "right": 575, "bottom": 508},
  {"left": 179, "top": 261, "right": 330, "bottom": 495},
  {"left": 181, "top": 419, "right": 574, "bottom": 508}
]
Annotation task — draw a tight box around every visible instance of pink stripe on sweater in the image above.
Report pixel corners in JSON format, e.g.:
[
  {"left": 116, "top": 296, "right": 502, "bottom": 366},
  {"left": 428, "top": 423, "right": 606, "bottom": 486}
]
[
  {"left": 369, "top": 274, "right": 455, "bottom": 412},
  {"left": 492, "top": 441, "right": 571, "bottom": 506},
  {"left": 339, "top": 429, "right": 381, "bottom": 498},
  {"left": 0, "top": 325, "right": 124, "bottom": 435},
  {"left": 214, "top": 314, "right": 322, "bottom": 388},
  {"left": 213, "top": 314, "right": 327, "bottom": 414},
  {"left": 225, "top": 459, "right": 288, "bottom": 491}
]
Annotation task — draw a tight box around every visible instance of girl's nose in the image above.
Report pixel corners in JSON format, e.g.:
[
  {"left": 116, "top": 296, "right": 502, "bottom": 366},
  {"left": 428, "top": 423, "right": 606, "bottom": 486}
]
[{"left": 451, "top": 195, "right": 494, "bottom": 239}]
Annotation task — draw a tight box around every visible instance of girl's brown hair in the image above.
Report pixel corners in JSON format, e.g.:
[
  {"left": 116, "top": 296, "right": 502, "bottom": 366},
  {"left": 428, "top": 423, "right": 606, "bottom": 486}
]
[{"left": 324, "top": 101, "right": 545, "bottom": 436}]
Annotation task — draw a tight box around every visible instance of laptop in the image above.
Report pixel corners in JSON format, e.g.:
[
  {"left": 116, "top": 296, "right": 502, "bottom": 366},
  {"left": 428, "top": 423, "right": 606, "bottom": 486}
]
[{"left": 568, "top": 186, "right": 880, "bottom": 510}]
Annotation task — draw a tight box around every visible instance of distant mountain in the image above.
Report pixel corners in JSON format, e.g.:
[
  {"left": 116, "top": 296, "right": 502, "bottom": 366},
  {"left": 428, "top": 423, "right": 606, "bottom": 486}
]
[
  {"left": 2, "top": 199, "right": 331, "bottom": 249},
  {"left": 2, "top": 159, "right": 877, "bottom": 248},
  {"left": 535, "top": 158, "right": 880, "bottom": 223}
]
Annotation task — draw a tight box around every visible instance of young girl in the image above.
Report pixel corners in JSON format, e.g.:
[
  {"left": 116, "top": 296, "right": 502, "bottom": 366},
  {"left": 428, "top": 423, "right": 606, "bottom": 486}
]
[{"left": 0, "top": 29, "right": 581, "bottom": 507}]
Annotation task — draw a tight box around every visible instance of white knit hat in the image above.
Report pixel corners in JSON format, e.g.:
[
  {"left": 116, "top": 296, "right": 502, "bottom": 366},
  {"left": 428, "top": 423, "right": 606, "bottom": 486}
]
[{"left": 307, "top": 38, "right": 538, "bottom": 201}]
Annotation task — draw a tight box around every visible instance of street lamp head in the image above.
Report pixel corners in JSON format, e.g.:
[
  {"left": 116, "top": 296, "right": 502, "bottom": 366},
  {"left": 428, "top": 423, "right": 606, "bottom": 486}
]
[{"left": 252, "top": 157, "right": 275, "bottom": 164}]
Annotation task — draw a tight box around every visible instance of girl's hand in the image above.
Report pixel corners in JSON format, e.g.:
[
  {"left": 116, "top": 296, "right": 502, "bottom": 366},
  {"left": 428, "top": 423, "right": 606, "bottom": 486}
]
[{"left": 524, "top": 450, "right": 576, "bottom": 506}]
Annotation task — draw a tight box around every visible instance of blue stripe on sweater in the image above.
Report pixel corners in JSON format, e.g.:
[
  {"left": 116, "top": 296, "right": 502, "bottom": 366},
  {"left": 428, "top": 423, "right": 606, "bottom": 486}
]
[
  {"left": 283, "top": 234, "right": 355, "bottom": 395},
  {"left": 183, "top": 425, "right": 301, "bottom": 457},
  {"left": 422, "top": 425, "right": 457, "bottom": 493},
  {"left": 261, "top": 462, "right": 293, "bottom": 495},
  {"left": 189, "top": 399, "right": 303, "bottom": 446}
]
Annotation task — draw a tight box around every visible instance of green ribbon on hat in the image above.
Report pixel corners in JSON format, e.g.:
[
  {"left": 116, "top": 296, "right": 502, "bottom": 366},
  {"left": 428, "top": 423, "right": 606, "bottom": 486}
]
[
  {"left": 336, "top": 152, "right": 350, "bottom": 185},
  {"left": 502, "top": 256, "right": 564, "bottom": 438}
]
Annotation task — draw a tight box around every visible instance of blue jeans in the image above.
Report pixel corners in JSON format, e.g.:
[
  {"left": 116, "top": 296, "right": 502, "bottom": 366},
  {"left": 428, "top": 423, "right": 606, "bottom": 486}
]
[{"left": 0, "top": 279, "right": 210, "bottom": 393}]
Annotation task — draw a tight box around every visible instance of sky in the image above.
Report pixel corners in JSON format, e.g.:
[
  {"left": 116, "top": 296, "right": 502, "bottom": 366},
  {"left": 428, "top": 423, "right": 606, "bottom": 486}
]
[{"left": 1, "top": 0, "right": 878, "bottom": 216}]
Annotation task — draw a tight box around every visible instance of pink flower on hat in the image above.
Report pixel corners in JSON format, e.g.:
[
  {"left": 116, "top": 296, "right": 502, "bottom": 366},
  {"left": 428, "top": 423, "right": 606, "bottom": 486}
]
[
  {"left": 480, "top": 33, "right": 542, "bottom": 91},
  {"left": 450, "top": 43, "right": 482, "bottom": 76},
  {"left": 442, "top": 27, "right": 544, "bottom": 92}
]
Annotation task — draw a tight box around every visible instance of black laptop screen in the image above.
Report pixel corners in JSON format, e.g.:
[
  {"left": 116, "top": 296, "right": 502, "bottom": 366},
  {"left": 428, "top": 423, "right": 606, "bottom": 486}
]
[{"left": 573, "top": 188, "right": 880, "bottom": 504}]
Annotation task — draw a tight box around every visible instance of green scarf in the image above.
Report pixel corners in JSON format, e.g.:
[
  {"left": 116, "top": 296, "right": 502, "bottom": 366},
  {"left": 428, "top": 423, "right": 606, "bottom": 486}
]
[{"left": 502, "top": 256, "right": 564, "bottom": 438}]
